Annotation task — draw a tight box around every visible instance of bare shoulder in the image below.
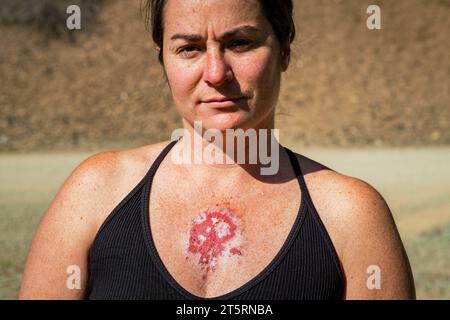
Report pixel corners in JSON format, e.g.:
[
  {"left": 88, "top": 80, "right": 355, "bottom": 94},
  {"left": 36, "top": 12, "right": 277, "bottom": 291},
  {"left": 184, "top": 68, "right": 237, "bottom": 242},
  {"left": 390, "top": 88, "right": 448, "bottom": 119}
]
[
  {"left": 292, "top": 152, "right": 377, "bottom": 225},
  {"left": 19, "top": 141, "right": 172, "bottom": 299},
  {"left": 292, "top": 152, "right": 415, "bottom": 299},
  {"left": 290, "top": 153, "right": 374, "bottom": 256},
  {"left": 65, "top": 140, "right": 173, "bottom": 229},
  {"left": 291, "top": 151, "right": 392, "bottom": 218}
]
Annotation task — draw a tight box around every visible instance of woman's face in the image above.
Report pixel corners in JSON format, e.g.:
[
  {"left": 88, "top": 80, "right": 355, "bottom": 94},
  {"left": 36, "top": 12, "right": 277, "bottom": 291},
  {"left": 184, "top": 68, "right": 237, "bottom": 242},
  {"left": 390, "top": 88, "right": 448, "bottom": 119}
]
[{"left": 160, "top": 0, "right": 289, "bottom": 132}]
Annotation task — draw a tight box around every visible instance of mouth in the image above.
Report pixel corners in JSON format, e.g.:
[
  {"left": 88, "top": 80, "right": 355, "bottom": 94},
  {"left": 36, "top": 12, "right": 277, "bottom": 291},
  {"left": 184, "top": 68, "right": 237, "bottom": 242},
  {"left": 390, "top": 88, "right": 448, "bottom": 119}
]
[{"left": 201, "top": 97, "right": 246, "bottom": 109}]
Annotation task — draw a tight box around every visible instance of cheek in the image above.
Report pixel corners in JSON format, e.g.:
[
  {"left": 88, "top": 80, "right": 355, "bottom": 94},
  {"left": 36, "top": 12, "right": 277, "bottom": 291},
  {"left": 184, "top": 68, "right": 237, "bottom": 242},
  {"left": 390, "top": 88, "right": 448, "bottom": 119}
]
[
  {"left": 234, "top": 51, "right": 280, "bottom": 95},
  {"left": 165, "top": 62, "right": 199, "bottom": 103}
]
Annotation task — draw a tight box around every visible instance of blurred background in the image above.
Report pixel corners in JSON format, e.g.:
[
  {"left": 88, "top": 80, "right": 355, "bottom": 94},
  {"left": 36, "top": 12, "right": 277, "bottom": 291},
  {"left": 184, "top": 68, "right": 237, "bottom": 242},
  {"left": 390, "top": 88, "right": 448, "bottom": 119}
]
[{"left": 0, "top": 0, "right": 449, "bottom": 299}]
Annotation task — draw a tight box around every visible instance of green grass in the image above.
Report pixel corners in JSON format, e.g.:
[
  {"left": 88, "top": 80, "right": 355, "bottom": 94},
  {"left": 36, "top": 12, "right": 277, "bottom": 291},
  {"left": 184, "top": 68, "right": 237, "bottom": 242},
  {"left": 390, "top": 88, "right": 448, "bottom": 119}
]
[
  {"left": 0, "top": 152, "right": 89, "bottom": 299},
  {"left": 0, "top": 202, "right": 45, "bottom": 298},
  {"left": 406, "top": 222, "right": 450, "bottom": 299},
  {"left": 1, "top": 148, "right": 449, "bottom": 299}
]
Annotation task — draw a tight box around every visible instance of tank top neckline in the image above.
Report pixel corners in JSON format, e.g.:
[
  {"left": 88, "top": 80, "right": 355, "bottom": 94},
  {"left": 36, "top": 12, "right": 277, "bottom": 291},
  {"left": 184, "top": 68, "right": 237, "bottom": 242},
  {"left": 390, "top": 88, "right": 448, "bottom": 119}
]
[{"left": 140, "top": 139, "right": 310, "bottom": 300}]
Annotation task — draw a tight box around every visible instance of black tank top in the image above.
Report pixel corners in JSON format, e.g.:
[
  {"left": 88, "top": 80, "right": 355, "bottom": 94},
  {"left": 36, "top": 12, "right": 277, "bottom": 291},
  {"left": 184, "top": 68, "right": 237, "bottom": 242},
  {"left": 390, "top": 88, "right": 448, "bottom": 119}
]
[{"left": 87, "top": 140, "right": 345, "bottom": 300}]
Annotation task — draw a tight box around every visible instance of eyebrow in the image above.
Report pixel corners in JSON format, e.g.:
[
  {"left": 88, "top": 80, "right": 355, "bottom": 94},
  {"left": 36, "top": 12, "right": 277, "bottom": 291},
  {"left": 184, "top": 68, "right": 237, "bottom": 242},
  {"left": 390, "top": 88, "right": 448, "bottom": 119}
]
[{"left": 169, "top": 25, "right": 263, "bottom": 42}]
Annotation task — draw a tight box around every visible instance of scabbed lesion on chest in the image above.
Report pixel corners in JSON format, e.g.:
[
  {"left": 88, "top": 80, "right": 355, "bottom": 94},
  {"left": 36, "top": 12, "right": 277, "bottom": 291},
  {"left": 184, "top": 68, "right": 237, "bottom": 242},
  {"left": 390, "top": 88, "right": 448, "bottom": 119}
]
[
  {"left": 182, "top": 206, "right": 243, "bottom": 279},
  {"left": 150, "top": 181, "right": 301, "bottom": 296},
  {"left": 150, "top": 203, "right": 249, "bottom": 295}
]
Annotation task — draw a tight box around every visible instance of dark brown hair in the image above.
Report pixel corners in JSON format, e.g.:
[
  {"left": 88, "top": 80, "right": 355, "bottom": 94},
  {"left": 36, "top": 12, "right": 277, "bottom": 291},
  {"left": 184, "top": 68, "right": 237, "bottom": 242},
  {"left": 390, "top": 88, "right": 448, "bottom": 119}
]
[{"left": 142, "top": 0, "right": 296, "bottom": 65}]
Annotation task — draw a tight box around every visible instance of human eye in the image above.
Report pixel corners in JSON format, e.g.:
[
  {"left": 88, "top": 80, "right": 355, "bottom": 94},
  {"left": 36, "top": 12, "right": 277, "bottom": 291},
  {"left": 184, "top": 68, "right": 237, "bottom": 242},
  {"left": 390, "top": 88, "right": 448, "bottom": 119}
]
[
  {"left": 177, "top": 45, "right": 202, "bottom": 58},
  {"left": 227, "top": 39, "right": 254, "bottom": 51}
]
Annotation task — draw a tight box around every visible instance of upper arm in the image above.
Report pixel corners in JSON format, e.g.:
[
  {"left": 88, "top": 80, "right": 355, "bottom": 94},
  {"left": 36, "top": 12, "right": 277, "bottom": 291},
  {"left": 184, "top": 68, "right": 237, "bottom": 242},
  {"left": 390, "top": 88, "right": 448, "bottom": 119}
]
[
  {"left": 19, "top": 151, "right": 120, "bottom": 299},
  {"left": 339, "top": 179, "right": 416, "bottom": 300}
]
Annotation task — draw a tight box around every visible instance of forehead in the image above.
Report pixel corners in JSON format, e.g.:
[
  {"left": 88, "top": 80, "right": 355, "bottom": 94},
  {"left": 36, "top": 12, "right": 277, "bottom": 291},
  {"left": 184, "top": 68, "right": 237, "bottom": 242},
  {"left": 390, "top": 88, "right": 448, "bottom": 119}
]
[{"left": 163, "top": 0, "right": 267, "bottom": 35}]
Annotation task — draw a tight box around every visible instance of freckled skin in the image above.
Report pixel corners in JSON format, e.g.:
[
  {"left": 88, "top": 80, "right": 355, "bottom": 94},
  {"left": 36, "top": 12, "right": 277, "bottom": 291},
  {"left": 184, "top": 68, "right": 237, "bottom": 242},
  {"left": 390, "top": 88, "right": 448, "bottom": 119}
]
[
  {"left": 161, "top": 0, "right": 289, "bottom": 132},
  {"left": 187, "top": 207, "right": 242, "bottom": 273}
]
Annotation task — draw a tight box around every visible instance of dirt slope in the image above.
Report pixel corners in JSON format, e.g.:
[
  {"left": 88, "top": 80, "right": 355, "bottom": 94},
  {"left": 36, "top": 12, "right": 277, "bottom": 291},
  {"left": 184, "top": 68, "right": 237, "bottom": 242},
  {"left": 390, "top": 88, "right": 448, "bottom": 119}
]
[{"left": 0, "top": 0, "right": 449, "bottom": 151}]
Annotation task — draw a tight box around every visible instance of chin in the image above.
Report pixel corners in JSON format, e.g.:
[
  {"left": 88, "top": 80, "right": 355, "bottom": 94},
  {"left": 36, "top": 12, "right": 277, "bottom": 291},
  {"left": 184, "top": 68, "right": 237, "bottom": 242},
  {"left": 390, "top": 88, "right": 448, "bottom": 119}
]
[{"left": 199, "top": 112, "right": 253, "bottom": 132}]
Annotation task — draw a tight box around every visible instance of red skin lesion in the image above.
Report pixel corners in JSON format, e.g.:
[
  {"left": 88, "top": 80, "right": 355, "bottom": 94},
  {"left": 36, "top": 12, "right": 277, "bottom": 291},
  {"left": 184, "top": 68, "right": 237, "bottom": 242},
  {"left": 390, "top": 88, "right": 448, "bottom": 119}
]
[
  {"left": 229, "top": 247, "right": 242, "bottom": 256},
  {"left": 187, "top": 207, "right": 243, "bottom": 274}
]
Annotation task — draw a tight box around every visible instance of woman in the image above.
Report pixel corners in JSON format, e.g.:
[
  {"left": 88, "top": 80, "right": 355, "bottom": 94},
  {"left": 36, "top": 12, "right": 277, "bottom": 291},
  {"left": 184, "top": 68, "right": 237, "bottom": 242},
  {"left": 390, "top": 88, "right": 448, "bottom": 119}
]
[{"left": 19, "top": 0, "right": 415, "bottom": 299}]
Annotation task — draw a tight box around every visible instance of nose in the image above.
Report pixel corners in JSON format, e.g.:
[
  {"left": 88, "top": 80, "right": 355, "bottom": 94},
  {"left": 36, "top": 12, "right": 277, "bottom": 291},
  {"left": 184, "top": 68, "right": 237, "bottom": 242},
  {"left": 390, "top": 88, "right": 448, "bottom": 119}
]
[{"left": 202, "top": 46, "right": 233, "bottom": 86}]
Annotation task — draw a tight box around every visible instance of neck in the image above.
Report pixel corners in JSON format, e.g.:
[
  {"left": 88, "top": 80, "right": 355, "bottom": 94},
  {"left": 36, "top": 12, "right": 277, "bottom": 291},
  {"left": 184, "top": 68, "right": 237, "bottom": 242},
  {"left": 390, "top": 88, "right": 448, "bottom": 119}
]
[{"left": 171, "top": 117, "right": 281, "bottom": 177}]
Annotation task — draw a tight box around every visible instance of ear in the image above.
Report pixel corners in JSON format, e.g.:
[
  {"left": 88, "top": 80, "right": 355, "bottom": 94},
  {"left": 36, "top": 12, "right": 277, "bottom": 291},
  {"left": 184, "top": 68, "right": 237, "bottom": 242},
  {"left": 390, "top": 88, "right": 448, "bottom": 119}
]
[{"left": 154, "top": 45, "right": 161, "bottom": 54}]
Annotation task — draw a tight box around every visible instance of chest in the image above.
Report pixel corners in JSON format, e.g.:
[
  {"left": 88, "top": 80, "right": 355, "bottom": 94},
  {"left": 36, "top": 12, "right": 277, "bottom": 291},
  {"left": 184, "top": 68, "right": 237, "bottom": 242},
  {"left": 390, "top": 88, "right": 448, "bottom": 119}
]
[{"left": 147, "top": 177, "right": 302, "bottom": 298}]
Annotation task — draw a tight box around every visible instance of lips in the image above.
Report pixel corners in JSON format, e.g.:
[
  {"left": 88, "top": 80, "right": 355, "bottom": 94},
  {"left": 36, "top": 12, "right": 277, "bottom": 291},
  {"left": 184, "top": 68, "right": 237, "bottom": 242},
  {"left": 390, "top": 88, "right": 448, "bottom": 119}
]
[
  {"left": 201, "top": 97, "right": 245, "bottom": 108},
  {"left": 203, "top": 96, "right": 244, "bottom": 103}
]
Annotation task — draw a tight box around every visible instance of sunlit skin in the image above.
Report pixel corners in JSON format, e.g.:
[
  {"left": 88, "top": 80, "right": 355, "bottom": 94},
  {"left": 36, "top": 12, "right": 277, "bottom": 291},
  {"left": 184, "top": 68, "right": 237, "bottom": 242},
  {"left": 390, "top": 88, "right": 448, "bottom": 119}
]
[
  {"left": 18, "top": 0, "right": 415, "bottom": 300},
  {"left": 160, "top": 0, "right": 290, "bottom": 166},
  {"left": 160, "top": 0, "right": 290, "bottom": 272}
]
